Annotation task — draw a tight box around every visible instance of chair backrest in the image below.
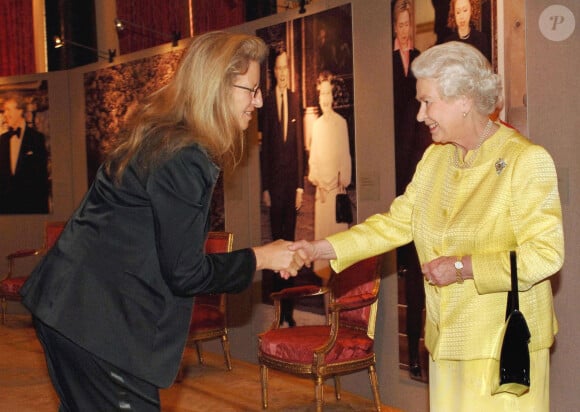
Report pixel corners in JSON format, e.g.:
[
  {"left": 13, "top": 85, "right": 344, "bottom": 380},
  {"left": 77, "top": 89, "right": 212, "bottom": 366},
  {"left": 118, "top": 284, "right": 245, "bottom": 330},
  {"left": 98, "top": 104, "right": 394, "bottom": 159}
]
[
  {"left": 45, "top": 221, "right": 67, "bottom": 250},
  {"left": 330, "top": 255, "right": 382, "bottom": 332},
  {"left": 195, "top": 231, "right": 234, "bottom": 307},
  {"left": 204, "top": 231, "right": 233, "bottom": 254}
]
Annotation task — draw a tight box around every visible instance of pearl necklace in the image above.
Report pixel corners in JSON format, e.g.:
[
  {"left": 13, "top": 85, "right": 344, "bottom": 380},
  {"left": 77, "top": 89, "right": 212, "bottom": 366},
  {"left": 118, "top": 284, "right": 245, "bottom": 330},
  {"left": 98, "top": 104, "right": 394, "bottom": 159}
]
[
  {"left": 460, "top": 30, "right": 471, "bottom": 40},
  {"left": 453, "top": 119, "right": 494, "bottom": 169}
]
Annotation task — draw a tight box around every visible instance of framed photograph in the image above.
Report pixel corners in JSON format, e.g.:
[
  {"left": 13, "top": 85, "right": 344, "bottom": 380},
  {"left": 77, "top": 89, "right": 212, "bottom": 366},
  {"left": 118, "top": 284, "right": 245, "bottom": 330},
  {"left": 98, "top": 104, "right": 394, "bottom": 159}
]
[{"left": 0, "top": 80, "right": 51, "bottom": 214}]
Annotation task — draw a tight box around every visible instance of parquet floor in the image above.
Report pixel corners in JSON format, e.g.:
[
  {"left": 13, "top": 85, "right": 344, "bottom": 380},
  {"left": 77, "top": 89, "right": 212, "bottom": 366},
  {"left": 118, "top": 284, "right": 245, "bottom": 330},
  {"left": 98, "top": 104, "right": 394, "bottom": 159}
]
[{"left": 0, "top": 315, "right": 402, "bottom": 412}]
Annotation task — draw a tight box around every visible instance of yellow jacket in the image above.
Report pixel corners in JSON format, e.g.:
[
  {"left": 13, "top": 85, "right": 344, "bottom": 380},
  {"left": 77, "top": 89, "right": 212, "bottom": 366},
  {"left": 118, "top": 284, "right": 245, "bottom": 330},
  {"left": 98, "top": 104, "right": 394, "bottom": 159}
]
[{"left": 327, "top": 124, "right": 564, "bottom": 360}]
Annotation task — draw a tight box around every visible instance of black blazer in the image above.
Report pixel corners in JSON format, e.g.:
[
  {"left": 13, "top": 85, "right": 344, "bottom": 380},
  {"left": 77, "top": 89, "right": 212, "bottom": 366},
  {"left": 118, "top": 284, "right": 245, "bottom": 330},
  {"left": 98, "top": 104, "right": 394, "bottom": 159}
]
[
  {"left": 0, "top": 126, "right": 49, "bottom": 213},
  {"left": 21, "top": 144, "right": 256, "bottom": 387}
]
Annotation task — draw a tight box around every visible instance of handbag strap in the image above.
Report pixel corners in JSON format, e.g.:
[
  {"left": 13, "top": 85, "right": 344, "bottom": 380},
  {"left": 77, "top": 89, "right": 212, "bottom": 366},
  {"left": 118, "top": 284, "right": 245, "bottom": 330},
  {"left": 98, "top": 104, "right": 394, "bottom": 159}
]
[
  {"left": 337, "top": 171, "right": 345, "bottom": 193},
  {"left": 505, "top": 250, "right": 519, "bottom": 319}
]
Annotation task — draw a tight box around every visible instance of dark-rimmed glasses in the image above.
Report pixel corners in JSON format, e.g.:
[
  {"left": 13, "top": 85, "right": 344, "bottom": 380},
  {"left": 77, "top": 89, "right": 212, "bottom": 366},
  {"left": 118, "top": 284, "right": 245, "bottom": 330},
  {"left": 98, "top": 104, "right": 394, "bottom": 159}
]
[{"left": 233, "top": 84, "right": 261, "bottom": 99}]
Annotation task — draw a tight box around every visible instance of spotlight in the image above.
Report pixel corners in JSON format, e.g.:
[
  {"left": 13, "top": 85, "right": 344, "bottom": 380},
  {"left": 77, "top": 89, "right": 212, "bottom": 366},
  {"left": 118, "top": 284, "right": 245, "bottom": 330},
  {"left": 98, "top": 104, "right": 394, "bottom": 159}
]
[
  {"left": 53, "top": 36, "right": 116, "bottom": 63},
  {"left": 114, "top": 18, "right": 181, "bottom": 47}
]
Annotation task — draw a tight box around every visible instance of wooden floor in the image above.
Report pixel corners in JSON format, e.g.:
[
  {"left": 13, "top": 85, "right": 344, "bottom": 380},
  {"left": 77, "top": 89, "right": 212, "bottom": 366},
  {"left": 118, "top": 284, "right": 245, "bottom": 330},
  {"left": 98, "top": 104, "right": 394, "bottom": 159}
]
[{"left": 1, "top": 315, "right": 403, "bottom": 412}]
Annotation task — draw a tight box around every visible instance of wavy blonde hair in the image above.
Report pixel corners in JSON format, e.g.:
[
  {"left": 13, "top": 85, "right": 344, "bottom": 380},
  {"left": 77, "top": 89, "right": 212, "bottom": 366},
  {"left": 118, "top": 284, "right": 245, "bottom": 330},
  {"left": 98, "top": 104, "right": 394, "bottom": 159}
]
[{"left": 105, "top": 31, "right": 267, "bottom": 183}]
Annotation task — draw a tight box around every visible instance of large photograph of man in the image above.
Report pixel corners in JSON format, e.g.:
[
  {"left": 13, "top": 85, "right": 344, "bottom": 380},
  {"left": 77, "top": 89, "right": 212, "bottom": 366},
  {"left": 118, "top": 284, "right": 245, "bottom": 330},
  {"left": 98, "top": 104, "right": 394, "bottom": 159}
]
[
  {"left": 0, "top": 83, "right": 51, "bottom": 214},
  {"left": 258, "top": 5, "right": 355, "bottom": 319},
  {"left": 260, "top": 47, "right": 305, "bottom": 326}
]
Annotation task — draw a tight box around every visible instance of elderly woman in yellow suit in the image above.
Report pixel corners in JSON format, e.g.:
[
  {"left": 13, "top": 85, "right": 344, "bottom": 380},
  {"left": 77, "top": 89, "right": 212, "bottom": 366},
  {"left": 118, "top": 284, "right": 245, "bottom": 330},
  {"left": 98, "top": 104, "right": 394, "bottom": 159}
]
[{"left": 291, "top": 41, "right": 564, "bottom": 411}]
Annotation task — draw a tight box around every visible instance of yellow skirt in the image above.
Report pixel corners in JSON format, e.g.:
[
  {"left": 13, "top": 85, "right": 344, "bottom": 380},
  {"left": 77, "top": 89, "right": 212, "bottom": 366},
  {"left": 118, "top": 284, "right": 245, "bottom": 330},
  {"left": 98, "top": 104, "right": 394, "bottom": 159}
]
[{"left": 429, "top": 349, "right": 549, "bottom": 412}]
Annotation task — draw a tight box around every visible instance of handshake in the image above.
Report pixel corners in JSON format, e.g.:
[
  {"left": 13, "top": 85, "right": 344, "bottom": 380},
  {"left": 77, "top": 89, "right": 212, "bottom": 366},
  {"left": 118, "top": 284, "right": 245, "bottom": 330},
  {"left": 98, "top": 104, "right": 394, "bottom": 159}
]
[{"left": 253, "top": 239, "right": 334, "bottom": 279}]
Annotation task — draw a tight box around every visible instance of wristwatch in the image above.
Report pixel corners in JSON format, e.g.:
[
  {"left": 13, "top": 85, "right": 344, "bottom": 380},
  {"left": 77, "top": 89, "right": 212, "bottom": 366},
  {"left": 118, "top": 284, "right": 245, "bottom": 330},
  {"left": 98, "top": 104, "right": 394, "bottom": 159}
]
[{"left": 454, "top": 257, "right": 464, "bottom": 284}]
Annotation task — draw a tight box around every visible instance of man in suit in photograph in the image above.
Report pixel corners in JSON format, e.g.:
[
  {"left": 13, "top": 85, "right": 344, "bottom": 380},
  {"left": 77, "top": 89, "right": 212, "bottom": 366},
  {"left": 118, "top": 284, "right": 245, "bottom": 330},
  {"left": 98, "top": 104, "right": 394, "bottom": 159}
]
[
  {"left": 0, "top": 94, "right": 50, "bottom": 214},
  {"left": 260, "top": 50, "right": 304, "bottom": 327}
]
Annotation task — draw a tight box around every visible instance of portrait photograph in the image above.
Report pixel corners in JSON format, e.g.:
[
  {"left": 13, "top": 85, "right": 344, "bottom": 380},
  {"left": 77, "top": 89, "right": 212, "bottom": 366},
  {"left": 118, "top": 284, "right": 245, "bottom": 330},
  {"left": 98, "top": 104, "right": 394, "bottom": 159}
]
[
  {"left": 83, "top": 49, "right": 226, "bottom": 231},
  {"left": 256, "top": 4, "right": 355, "bottom": 316},
  {"left": 393, "top": 0, "right": 496, "bottom": 382},
  {"left": 0, "top": 80, "right": 51, "bottom": 215}
]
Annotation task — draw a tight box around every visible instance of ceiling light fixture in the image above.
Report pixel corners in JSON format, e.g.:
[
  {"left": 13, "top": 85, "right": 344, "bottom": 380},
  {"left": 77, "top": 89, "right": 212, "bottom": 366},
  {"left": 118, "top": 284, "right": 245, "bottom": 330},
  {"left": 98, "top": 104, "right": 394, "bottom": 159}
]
[{"left": 114, "top": 18, "right": 181, "bottom": 47}]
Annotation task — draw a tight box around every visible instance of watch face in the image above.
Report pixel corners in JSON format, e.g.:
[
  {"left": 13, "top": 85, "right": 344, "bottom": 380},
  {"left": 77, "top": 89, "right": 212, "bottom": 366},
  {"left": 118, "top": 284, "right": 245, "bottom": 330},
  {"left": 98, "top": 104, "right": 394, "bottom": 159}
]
[{"left": 455, "top": 260, "right": 464, "bottom": 270}]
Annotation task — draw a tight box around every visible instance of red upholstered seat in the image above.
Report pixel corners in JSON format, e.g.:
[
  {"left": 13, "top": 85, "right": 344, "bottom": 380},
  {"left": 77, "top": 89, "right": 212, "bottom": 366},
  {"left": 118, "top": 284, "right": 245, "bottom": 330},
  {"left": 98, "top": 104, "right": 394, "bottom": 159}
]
[
  {"left": 259, "top": 325, "right": 374, "bottom": 364},
  {"left": 0, "top": 277, "right": 27, "bottom": 296},
  {"left": 1, "top": 221, "right": 66, "bottom": 324},
  {"left": 258, "top": 255, "right": 384, "bottom": 412}
]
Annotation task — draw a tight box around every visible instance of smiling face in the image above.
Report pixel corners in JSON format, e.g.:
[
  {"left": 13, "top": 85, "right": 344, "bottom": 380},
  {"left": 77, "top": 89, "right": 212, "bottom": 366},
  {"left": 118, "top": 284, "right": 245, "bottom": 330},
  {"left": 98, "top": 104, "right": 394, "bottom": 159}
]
[
  {"left": 274, "top": 52, "right": 289, "bottom": 90},
  {"left": 232, "top": 60, "right": 263, "bottom": 131},
  {"left": 415, "top": 77, "right": 465, "bottom": 145},
  {"left": 2, "top": 99, "right": 23, "bottom": 129},
  {"left": 318, "top": 80, "right": 333, "bottom": 114},
  {"left": 395, "top": 10, "right": 411, "bottom": 46}
]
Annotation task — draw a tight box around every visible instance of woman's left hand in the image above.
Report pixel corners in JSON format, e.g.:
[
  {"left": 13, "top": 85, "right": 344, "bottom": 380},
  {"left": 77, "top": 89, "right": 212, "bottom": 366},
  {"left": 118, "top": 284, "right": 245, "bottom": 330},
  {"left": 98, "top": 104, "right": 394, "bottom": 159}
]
[{"left": 421, "top": 256, "right": 472, "bottom": 286}]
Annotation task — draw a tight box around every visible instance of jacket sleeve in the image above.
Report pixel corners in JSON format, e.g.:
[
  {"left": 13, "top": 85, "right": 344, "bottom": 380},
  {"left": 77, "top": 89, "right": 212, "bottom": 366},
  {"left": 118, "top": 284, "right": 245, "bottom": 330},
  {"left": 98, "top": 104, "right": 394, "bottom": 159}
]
[
  {"left": 146, "top": 147, "right": 255, "bottom": 296},
  {"left": 474, "top": 144, "right": 564, "bottom": 293}
]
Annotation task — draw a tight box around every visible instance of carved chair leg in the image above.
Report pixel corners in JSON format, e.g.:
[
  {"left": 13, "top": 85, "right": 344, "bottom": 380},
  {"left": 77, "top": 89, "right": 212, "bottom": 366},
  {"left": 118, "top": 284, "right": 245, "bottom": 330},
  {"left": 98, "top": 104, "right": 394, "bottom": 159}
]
[
  {"left": 368, "top": 365, "right": 382, "bottom": 411},
  {"left": 260, "top": 364, "right": 269, "bottom": 409},
  {"left": 315, "top": 376, "right": 325, "bottom": 412},
  {"left": 333, "top": 375, "right": 342, "bottom": 400},
  {"left": 195, "top": 341, "right": 204, "bottom": 365},
  {"left": 221, "top": 334, "right": 232, "bottom": 371},
  {"left": 1, "top": 297, "right": 6, "bottom": 325}
]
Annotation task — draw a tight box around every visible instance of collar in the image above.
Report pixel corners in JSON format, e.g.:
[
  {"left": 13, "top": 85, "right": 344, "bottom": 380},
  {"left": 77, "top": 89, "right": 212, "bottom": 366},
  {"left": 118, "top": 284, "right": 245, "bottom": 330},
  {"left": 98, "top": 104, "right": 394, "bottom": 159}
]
[{"left": 394, "top": 38, "right": 413, "bottom": 52}]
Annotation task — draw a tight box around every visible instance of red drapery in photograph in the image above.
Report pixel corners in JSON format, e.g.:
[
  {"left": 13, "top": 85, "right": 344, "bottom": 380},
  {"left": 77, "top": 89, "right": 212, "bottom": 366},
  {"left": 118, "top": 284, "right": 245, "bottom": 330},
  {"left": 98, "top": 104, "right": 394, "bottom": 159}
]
[{"left": 0, "top": 0, "right": 35, "bottom": 76}]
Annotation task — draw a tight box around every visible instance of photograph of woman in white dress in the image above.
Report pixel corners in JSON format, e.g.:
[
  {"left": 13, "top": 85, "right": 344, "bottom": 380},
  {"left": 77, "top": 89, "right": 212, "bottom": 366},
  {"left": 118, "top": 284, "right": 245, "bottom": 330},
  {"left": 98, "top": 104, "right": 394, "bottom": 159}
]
[{"left": 307, "top": 71, "right": 352, "bottom": 275}]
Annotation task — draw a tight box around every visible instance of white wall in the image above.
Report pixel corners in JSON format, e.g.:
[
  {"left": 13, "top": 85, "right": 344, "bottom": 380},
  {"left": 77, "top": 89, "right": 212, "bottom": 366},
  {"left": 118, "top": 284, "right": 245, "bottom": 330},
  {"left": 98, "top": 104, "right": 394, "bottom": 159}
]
[{"left": 525, "top": 2, "right": 580, "bottom": 411}]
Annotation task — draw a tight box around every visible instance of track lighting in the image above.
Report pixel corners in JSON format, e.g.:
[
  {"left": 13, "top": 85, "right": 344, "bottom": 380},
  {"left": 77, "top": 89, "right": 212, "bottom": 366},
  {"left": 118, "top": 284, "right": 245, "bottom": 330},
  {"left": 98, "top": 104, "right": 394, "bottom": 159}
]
[
  {"left": 53, "top": 36, "right": 116, "bottom": 63},
  {"left": 114, "top": 18, "right": 180, "bottom": 47}
]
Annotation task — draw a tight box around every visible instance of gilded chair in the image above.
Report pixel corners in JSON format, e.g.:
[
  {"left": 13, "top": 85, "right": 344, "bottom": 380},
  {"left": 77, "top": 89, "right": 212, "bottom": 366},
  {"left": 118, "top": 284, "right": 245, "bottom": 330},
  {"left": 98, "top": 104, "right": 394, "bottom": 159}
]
[
  {"left": 177, "top": 231, "right": 234, "bottom": 380},
  {"left": 0, "top": 221, "right": 66, "bottom": 324},
  {"left": 258, "top": 255, "right": 384, "bottom": 411}
]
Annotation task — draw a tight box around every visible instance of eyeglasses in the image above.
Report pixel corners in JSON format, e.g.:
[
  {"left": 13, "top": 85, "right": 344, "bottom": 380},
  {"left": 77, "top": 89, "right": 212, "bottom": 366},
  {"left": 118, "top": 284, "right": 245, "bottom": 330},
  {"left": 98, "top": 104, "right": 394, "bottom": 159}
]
[{"left": 233, "top": 84, "right": 261, "bottom": 99}]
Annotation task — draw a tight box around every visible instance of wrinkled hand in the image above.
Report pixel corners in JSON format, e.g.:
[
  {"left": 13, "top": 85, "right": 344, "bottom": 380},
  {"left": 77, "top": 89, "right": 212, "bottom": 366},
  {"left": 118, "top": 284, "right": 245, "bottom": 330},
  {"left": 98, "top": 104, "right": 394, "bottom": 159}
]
[
  {"left": 421, "top": 256, "right": 472, "bottom": 286},
  {"left": 253, "top": 240, "right": 304, "bottom": 278},
  {"left": 288, "top": 239, "right": 316, "bottom": 268}
]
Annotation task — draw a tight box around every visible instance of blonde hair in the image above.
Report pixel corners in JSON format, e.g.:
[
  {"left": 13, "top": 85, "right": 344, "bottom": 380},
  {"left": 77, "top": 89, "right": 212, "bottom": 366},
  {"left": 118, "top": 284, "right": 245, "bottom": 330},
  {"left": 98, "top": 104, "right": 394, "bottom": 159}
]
[
  {"left": 105, "top": 31, "right": 267, "bottom": 182},
  {"left": 392, "top": 0, "right": 415, "bottom": 37},
  {"left": 411, "top": 41, "right": 501, "bottom": 115}
]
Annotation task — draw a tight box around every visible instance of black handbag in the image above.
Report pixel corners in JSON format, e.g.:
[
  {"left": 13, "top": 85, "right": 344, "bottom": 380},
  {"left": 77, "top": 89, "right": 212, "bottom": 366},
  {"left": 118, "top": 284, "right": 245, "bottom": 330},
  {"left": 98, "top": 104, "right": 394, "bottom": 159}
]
[
  {"left": 335, "top": 193, "right": 353, "bottom": 224},
  {"left": 335, "top": 172, "right": 353, "bottom": 224},
  {"left": 492, "top": 251, "right": 531, "bottom": 396}
]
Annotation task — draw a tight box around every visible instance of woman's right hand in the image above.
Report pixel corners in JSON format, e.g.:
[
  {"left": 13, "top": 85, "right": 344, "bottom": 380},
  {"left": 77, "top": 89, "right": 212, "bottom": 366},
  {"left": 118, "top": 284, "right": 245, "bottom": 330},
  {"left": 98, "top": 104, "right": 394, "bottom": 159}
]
[
  {"left": 253, "top": 240, "right": 304, "bottom": 277},
  {"left": 289, "top": 239, "right": 337, "bottom": 268}
]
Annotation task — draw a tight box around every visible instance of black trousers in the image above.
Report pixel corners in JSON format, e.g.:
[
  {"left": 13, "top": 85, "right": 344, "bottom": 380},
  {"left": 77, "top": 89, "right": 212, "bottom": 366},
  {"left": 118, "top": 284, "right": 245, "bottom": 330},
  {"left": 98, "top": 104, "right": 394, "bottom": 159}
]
[{"left": 33, "top": 318, "right": 160, "bottom": 411}]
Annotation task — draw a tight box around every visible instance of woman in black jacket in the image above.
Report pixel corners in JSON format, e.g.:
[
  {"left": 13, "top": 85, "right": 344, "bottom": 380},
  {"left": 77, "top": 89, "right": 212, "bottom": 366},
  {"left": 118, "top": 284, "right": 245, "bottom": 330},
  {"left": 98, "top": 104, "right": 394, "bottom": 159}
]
[{"left": 21, "top": 31, "right": 302, "bottom": 411}]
